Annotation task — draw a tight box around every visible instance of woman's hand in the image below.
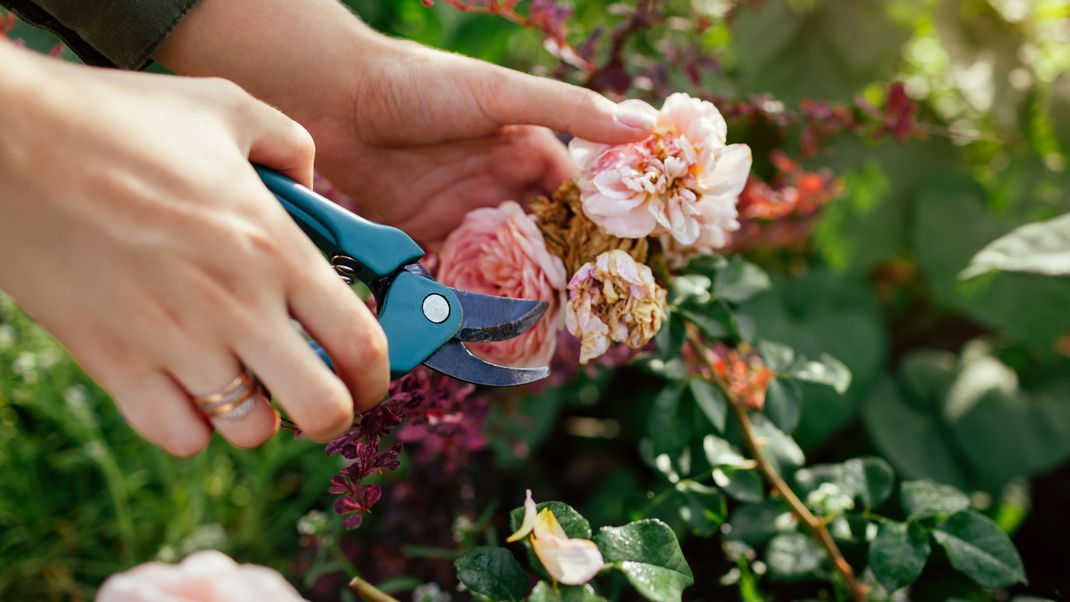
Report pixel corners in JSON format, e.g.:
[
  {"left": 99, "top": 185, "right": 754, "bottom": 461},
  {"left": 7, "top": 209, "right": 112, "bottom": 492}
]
[
  {"left": 0, "top": 42, "right": 389, "bottom": 455},
  {"left": 155, "top": 0, "right": 657, "bottom": 244}
]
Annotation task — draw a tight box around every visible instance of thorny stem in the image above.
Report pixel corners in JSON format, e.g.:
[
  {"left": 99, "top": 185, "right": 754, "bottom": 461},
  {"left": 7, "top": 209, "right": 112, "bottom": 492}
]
[
  {"left": 687, "top": 330, "right": 869, "bottom": 602},
  {"left": 349, "top": 576, "right": 401, "bottom": 602}
]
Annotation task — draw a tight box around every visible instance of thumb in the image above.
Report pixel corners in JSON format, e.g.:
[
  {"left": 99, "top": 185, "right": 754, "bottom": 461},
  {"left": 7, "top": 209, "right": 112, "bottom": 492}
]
[{"left": 484, "top": 67, "right": 658, "bottom": 144}]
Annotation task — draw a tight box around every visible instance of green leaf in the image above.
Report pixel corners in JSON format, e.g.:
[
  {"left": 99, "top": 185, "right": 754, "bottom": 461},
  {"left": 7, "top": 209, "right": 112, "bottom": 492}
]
[
  {"left": 701, "top": 435, "right": 765, "bottom": 502},
  {"left": 757, "top": 340, "right": 795, "bottom": 372},
  {"left": 528, "top": 581, "right": 607, "bottom": 602},
  {"left": 701, "top": 434, "right": 746, "bottom": 466},
  {"left": 677, "top": 306, "right": 734, "bottom": 339},
  {"left": 725, "top": 500, "right": 793, "bottom": 546},
  {"left": 648, "top": 383, "right": 690, "bottom": 454},
  {"left": 714, "top": 258, "right": 771, "bottom": 303},
  {"left": 901, "top": 480, "right": 970, "bottom": 520},
  {"left": 913, "top": 184, "right": 1070, "bottom": 347},
  {"left": 869, "top": 521, "right": 931, "bottom": 592},
  {"left": 655, "top": 312, "right": 687, "bottom": 359},
  {"left": 689, "top": 379, "right": 727, "bottom": 433},
  {"left": 748, "top": 413, "right": 805, "bottom": 475},
  {"left": 744, "top": 270, "right": 886, "bottom": 449},
  {"left": 933, "top": 511, "right": 1026, "bottom": 588},
  {"left": 595, "top": 520, "right": 694, "bottom": 602},
  {"left": 509, "top": 502, "right": 592, "bottom": 540},
  {"left": 675, "top": 481, "right": 726, "bottom": 537},
  {"left": 862, "top": 371, "right": 972, "bottom": 491},
  {"left": 961, "top": 212, "right": 1070, "bottom": 278},
  {"left": 633, "top": 356, "right": 689, "bottom": 381},
  {"left": 682, "top": 254, "right": 729, "bottom": 276},
  {"left": 787, "top": 353, "right": 851, "bottom": 394},
  {"left": 941, "top": 342, "right": 1070, "bottom": 489},
  {"left": 793, "top": 457, "right": 894, "bottom": 512},
  {"left": 669, "top": 275, "right": 713, "bottom": 306},
  {"left": 764, "top": 378, "right": 803, "bottom": 434},
  {"left": 850, "top": 457, "right": 895, "bottom": 510},
  {"left": 453, "top": 547, "right": 529, "bottom": 602},
  {"left": 712, "top": 467, "right": 765, "bottom": 503},
  {"left": 766, "top": 533, "right": 825, "bottom": 581}
]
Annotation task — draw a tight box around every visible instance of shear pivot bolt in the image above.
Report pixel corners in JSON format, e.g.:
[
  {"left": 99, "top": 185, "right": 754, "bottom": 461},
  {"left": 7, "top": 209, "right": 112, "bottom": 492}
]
[{"left": 422, "top": 294, "right": 450, "bottom": 324}]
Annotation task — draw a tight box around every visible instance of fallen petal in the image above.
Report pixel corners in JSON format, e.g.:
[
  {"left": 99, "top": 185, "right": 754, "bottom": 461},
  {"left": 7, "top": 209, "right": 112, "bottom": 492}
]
[
  {"left": 506, "top": 489, "right": 539, "bottom": 543},
  {"left": 532, "top": 534, "right": 606, "bottom": 586}
]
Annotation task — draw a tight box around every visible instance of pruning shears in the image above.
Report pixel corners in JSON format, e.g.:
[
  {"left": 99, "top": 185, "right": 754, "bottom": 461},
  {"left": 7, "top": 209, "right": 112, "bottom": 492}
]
[{"left": 254, "top": 166, "right": 549, "bottom": 387}]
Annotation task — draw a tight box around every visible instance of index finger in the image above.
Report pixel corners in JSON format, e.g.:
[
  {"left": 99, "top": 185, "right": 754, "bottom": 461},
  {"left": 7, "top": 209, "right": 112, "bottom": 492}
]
[{"left": 482, "top": 67, "right": 658, "bottom": 144}]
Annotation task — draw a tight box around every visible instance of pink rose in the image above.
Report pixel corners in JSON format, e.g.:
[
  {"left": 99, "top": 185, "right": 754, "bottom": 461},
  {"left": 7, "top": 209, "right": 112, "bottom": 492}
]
[
  {"left": 569, "top": 93, "right": 752, "bottom": 251},
  {"left": 437, "top": 201, "right": 567, "bottom": 367},
  {"left": 97, "top": 551, "right": 307, "bottom": 602}
]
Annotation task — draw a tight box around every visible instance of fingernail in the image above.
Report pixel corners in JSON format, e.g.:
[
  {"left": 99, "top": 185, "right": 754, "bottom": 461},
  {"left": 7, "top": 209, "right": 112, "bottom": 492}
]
[{"left": 614, "top": 99, "right": 658, "bottom": 131}]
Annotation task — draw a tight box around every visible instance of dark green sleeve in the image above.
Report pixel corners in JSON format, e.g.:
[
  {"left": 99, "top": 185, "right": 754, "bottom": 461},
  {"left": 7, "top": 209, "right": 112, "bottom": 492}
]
[{"left": 0, "top": 0, "right": 199, "bottom": 69}]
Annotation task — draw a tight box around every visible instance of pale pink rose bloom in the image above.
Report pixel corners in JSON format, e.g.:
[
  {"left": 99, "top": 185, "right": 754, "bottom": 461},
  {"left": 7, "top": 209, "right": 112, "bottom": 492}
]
[
  {"left": 437, "top": 201, "right": 567, "bottom": 367},
  {"left": 569, "top": 93, "right": 752, "bottom": 250},
  {"left": 97, "top": 551, "right": 307, "bottom": 602},
  {"left": 566, "top": 250, "right": 667, "bottom": 364},
  {"left": 506, "top": 490, "right": 606, "bottom": 586}
]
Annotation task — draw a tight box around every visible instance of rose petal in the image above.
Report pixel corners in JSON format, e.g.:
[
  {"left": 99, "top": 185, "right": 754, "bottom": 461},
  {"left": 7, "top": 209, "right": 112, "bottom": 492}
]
[
  {"left": 531, "top": 534, "right": 606, "bottom": 586},
  {"left": 697, "top": 144, "right": 752, "bottom": 198},
  {"left": 506, "top": 489, "right": 538, "bottom": 542}
]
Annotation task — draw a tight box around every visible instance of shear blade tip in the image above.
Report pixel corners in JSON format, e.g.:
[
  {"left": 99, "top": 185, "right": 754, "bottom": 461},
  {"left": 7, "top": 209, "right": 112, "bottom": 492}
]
[{"left": 453, "top": 290, "right": 550, "bottom": 343}]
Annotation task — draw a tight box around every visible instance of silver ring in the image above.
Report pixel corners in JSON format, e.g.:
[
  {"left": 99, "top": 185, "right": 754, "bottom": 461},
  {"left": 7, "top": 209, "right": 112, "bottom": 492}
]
[{"left": 212, "top": 396, "right": 258, "bottom": 421}]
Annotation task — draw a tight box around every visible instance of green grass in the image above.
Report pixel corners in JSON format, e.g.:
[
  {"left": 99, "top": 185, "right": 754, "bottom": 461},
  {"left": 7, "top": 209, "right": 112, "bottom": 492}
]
[{"left": 0, "top": 293, "right": 340, "bottom": 600}]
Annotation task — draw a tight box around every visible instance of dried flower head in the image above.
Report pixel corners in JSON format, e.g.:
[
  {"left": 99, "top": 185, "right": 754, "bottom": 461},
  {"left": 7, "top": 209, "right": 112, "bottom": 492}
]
[
  {"left": 569, "top": 93, "right": 751, "bottom": 250},
  {"left": 565, "top": 250, "right": 667, "bottom": 363},
  {"left": 531, "top": 179, "right": 649, "bottom": 275}
]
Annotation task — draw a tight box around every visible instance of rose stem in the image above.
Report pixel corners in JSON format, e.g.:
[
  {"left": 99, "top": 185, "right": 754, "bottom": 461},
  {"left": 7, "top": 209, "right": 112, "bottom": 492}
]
[
  {"left": 688, "top": 331, "right": 868, "bottom": 601},
  {"left": 349, "top": 576, "right": 402, "bottom": 602}
]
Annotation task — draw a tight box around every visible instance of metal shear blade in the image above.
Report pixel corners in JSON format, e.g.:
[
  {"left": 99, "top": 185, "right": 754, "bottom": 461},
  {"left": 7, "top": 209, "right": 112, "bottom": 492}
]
[
  {"left": 453, "top": 289, "right": 547, "bottom": 342},
  {"left": 423, "top": 291, "right": 550, "bottom": 385},
  {"left": 424, "top": 340, "right": 550, "bottom": 387}
]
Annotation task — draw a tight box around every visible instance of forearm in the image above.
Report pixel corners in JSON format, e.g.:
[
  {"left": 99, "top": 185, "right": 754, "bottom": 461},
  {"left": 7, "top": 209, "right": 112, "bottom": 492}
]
[
  {"left": 0, "top": 41, "right": 56, "bottom": 178},
  {"left": 154, "top": 0, "right": 387, "bottom": 136}
]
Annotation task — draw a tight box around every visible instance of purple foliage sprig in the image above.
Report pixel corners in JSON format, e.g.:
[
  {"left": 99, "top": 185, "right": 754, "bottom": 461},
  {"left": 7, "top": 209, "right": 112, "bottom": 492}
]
[{"left": 325, "top": 367, "right": 487, "bottom": 529}]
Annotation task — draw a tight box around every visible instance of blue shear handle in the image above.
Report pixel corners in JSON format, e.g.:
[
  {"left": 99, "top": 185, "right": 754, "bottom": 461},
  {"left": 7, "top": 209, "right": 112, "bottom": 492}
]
[
  {"left": 254, "top": 165, "right": 424, "bottom": 283},
  {"left": 307, "top": 272, "right": 463, "bottom": 379},
  {"left": 254, "top": 165, "right": 463, "bottom": 380}
]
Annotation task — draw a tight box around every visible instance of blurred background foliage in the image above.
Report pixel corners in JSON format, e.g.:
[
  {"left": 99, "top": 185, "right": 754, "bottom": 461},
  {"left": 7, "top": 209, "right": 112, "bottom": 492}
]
[{"left": 2, "top": 0, "right": 1070, "bottom": 600}]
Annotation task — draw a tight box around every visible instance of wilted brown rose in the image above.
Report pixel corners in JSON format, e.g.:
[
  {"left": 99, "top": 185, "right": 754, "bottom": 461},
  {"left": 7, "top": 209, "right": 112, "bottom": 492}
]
[{"left": 531, "top": 179, "right": 649, "bottom": 276}]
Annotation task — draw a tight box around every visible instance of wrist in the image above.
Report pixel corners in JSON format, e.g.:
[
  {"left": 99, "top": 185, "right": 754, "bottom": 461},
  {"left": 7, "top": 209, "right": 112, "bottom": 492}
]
[
  {"left": 0, "top": 42, "right": 39, "bottom": 105},
  {"left": 155, "top": 0, "right": 388, "bottom": 136}
]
